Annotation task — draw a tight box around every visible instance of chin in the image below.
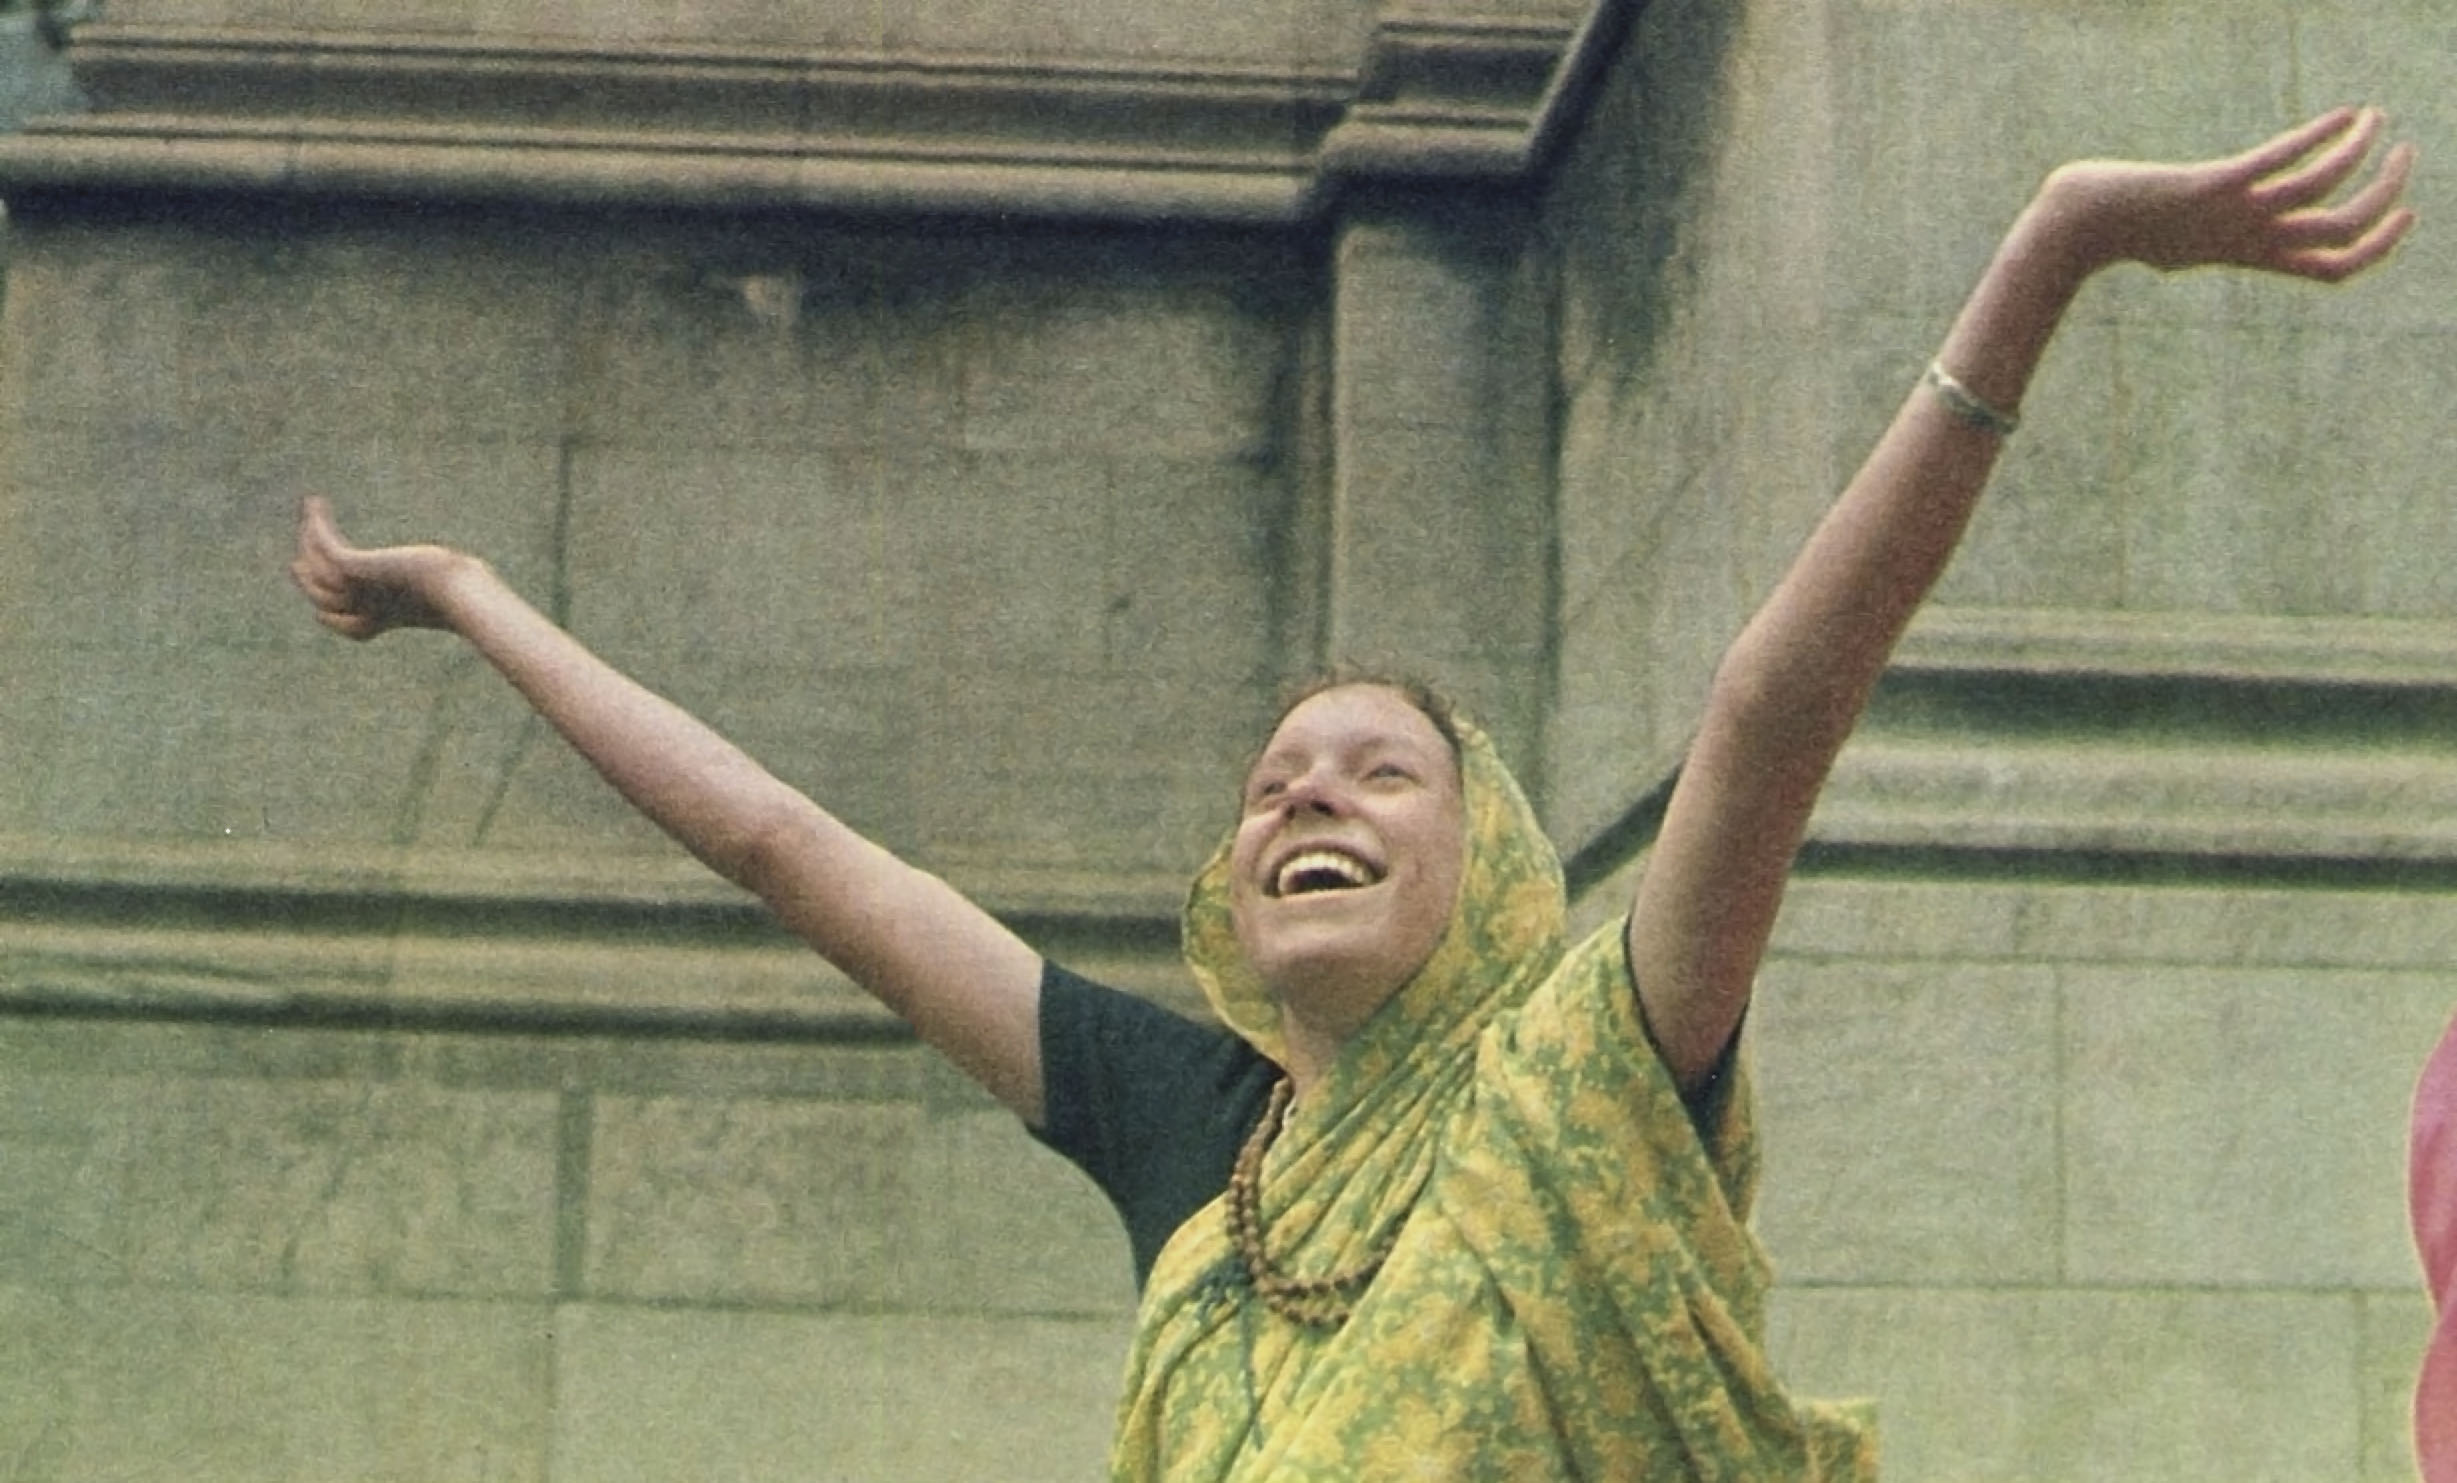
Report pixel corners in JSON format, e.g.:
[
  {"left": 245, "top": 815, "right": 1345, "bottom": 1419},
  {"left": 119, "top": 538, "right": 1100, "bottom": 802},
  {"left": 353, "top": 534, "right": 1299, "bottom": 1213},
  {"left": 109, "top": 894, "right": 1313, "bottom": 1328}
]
[{"left": 1247, "top": 928, "right": 1415, "bottom": 1020}]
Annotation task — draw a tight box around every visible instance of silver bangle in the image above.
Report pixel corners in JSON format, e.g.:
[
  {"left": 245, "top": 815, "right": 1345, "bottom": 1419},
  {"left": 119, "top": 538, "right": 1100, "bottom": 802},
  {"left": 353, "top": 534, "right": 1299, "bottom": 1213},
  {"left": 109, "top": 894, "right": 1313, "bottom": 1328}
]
[{"left": 1923, "top": 360, "right": 2020, "bottom": 437}]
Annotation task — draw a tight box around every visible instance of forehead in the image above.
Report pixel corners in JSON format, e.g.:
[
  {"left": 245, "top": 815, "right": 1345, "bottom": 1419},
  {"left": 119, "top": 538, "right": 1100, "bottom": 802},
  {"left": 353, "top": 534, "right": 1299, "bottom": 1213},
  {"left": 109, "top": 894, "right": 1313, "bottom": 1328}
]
[{"left": 1251, "top": 685, "right": 1453, "bottom": 771}]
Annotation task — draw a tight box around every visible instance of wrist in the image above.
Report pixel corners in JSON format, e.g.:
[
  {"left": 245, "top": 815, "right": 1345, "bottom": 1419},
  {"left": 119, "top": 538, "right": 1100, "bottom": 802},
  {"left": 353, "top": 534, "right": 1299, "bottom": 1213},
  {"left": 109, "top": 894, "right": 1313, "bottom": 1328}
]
[
  {"left": 2008, "top": 170, "right": 2110, "bottom": 298},
  {"left": 422, "top": 549, "right": 501, "bottom": 632}
]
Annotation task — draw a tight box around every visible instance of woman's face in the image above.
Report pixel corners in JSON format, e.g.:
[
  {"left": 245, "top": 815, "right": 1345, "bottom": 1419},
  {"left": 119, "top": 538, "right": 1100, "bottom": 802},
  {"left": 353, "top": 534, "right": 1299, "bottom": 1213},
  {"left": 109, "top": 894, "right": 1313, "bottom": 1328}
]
[{"left": 1227, "top": 684, "right": 1467, "bottom": 1037}]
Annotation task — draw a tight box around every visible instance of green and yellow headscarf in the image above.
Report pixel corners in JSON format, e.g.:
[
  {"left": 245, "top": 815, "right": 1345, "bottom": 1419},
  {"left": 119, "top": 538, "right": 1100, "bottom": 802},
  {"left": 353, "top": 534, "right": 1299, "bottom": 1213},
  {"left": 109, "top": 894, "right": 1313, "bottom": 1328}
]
[{"left": 1115, "top": 713, "right": 1876, "bottom": 1481}]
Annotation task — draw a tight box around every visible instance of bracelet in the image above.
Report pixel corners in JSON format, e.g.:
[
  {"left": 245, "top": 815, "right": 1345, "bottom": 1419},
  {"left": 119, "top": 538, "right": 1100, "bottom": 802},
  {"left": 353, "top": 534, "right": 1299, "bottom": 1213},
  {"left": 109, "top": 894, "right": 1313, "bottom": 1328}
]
[{"left": 1923, "top": 360, "right": 2020, "bottom": 438}]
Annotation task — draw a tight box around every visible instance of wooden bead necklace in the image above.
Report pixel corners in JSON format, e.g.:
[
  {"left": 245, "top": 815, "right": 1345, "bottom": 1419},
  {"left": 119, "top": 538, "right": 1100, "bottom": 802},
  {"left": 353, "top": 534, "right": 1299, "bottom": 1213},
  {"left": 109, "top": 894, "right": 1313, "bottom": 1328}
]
[{"left": 1225, "top": 1077, "right": 1403, "bottom": 1329}]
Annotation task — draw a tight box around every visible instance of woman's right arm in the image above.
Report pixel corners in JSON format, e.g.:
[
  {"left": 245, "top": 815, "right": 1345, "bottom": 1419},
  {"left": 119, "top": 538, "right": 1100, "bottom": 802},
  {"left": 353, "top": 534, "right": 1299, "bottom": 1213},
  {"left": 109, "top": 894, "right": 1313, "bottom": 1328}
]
[{"left": 289, "top": 496, "right": 1049, "bottom": 1124}]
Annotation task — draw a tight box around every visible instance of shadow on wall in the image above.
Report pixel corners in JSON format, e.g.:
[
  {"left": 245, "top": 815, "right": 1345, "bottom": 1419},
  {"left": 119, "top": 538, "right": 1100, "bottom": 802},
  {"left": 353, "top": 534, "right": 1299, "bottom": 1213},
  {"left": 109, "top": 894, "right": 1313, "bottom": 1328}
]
[
  {"left": 1555, "top": 0, "right": 1746, "bottom": 388},
  {"left": 0, "top": 0, "right": 90, "bottom": 282},
  {"left": 0, "top": 0, "right": 86, "bottom": 133}
]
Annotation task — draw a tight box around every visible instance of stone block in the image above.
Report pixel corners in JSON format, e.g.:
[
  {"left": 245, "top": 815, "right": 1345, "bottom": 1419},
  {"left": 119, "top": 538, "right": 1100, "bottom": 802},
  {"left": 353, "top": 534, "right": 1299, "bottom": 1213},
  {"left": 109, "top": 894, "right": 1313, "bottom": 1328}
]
[
  {"left": 905, "top": 1108, "right": 1139, "bottom": 1315},
  {"left": 582, "top": 1093, "right": 929, "bottom": 1306},
  {"left": 2305, "top": 328, "right": 2457, "bottom": 620},
  {"left": 0, "top": 1069, "right": 560, "bottom": 1297},
  {"left": 0, "top": 1283, "right": 551, "bottom": 1482},
  {"left": 565, "top": 250, "right": 965, "bottom": 455},
  {"left": 0, "top": 233, "right": 197, "bottom": 428},
  {"left": 0, "top": 399, "right": 566, "bottom": 848},
  {"left": 550, "top": 1304, "right": 1127, "bottom": 1483},
  {"left": 1994, "top": 884, "right": 2457, "bottom": 975},
  {"left": 1769, "top": 1285, "right": 2360, "bottom": 1483},
  {"left": 2362, "top": 1291, "right": 2434, "bottom": 1483},
  {"left": 881, "top": 449, "right": 1154, "bottom": 670},
  {"left": 563, "top": 442, "right": 935, "bottom": 671},
  {"left": 1334, "top": 212, "right": 1537, "bottom": 438},
  {"left": 958, "top": 278, "right": 1290, "bottom": 464},
  {"left": 6, "top": 627, "right": 517, "bottom": 848},
  {"left": 1095, "top": 455, "right": 1286, "bottom": 677},
  {"left": 1769, "top": 878, "right": 2026, "bottom": 964},
  {"left": 1750, "top": 960, "right": 2061, "bottom": 1285},
  {"left": 582, "top": 1084, "right": 1139, "bottom": 1316},
  {"left": 2116, "top": 322, "right": 2454, "bottom": 618},
  {"left": 899, "top": 665, "right": 1270, "bottom": 879},
  {"left": 1551, "top": 372, "right": 1654, "bottom": 623},
  {"left": 2063, "top": 966, "right": 2450, "bottom": 1289},
  {"left": 1826, "top": 2, "right": 2292, "bottom": 326},
  {"left": 146, "top": 221, "right": 577, "bottom": 448},
  {"left": 1328, "top": 427, "right": 1550, "bottom": 671},
  {"left": 1546, "top": 436, "right": 1748, "bottom": 838},
  {"left": 560, "top": 441, "right": 1285, "bottom": 737},
  {"left": 878, "top": 0, "right": 1367, "bottom": 67}
]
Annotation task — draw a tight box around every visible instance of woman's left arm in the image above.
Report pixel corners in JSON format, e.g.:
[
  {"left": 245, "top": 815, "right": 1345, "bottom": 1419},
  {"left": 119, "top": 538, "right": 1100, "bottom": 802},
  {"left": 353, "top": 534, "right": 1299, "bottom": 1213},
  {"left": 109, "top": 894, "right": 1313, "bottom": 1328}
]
[{"left": 1627, "top": 105, "right": 2417, "bottom": 1091}]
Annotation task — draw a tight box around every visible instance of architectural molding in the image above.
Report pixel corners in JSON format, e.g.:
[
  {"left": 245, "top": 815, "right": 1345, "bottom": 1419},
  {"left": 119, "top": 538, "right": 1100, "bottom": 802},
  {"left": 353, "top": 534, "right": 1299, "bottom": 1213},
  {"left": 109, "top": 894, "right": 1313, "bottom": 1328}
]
[
  {"left": 20, "top": 607, "right": 2457, "bottom": 1028},
  {"left": 0, "top": 832, "right": 1197, "bottom": 1032},
  {"left": 0, "top": 10, "right": 1626, "bottom": 219},
  {"left": 1894, "top": 604, "right": 2457, "bottom": 690},
  {"left": 1824, "top": 606, "right": 2457, "bottom": 872},
  {"left": 1567, "top": 606, "right": 2457, "bottom": 898}
]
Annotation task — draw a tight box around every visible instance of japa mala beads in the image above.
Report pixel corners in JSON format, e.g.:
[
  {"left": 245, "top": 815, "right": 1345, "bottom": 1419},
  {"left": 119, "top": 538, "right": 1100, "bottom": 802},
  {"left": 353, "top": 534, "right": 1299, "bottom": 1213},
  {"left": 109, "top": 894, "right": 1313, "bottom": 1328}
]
[{"left": 1225, "top": 1078, "right": 1405, "bottom": 1329}]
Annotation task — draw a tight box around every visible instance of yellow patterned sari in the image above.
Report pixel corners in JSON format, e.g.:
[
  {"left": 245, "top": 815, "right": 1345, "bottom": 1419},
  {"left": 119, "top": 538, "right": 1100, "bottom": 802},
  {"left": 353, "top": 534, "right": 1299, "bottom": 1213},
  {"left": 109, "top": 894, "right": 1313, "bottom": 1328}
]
[{"left": 1110, "top": 717, "right": 1876, "bottom": 1480}]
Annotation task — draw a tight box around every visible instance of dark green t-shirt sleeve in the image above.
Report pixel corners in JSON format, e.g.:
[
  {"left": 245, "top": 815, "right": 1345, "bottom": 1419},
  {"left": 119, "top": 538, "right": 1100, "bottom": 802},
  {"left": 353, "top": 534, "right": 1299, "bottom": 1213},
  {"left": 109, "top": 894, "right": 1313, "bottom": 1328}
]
[{"left": 1030, "top": 958, "right": 1276, "bottom": 1290}]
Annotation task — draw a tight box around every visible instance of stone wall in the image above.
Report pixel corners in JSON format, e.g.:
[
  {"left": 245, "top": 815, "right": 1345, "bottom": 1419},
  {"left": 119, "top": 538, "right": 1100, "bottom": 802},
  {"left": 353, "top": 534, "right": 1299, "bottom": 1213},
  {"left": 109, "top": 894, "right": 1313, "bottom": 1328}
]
[
  {"left": 1547, "top": 2, "right": 2457, "bottom": 1479},
  {"left": 0, "top": 199, "right": 1277, "bottom": 1479},
  {"left": 4, "top": 0, "right": 2456, "bottom": 1478}
]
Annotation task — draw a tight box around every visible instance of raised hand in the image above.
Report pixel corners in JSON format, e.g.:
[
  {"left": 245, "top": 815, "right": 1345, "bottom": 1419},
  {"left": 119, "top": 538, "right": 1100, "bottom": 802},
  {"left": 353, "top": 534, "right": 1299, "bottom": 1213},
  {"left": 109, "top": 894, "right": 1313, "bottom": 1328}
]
[
  {"left": 288, "top": 495, "right": 475, "bottom": 641},
  {"left": 2043, "top": 105, "right": 2416, "bottom": 283}
]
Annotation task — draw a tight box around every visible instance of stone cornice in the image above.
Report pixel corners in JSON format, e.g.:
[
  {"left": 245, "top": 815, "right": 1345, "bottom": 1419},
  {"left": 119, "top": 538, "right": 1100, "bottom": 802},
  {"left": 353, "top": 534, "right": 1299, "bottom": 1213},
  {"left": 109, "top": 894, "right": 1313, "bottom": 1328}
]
[
  {"left": 0, "top": 11, "right": 1623, "bottom": 219},
  {"left": 1566, "top": 607, "right": 2457, "bottom": 901},
  {"left": 1891, "top": 605, "right": 2457, "bottom": 690},
  {"left": 20, "top": 606, "right": 2457, "bottom": 1029},
  {"left": 0, "top": 832, "right": 1203, "bottom": 1033},
  {"left": 1823, "top": 607, "right": 2457, "bottom": 872}
]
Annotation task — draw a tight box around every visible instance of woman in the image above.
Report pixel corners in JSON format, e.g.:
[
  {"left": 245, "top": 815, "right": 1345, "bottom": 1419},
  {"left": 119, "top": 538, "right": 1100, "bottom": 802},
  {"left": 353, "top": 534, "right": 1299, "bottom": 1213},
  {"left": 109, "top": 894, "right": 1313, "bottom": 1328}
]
[{"left": 293, "top": 107, "right": 2415, "bottom": 1478}]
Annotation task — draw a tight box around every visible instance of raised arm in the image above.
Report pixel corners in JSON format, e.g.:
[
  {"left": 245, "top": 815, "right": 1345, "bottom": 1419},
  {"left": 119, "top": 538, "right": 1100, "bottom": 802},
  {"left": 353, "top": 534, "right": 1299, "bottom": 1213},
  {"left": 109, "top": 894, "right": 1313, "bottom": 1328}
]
[
  {"left": 1628, "top": 106, "right": 2417, "bottom": 1089},
  {"left": 289, "top": 497, "right": 1049, "bottom": 1122}
]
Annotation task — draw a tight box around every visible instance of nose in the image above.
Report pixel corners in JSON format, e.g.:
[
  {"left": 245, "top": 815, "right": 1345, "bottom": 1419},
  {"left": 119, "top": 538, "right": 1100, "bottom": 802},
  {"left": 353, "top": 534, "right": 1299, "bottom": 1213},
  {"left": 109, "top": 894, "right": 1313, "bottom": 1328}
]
[{"left": 1279, "top": 768, "right": 1348, "bottom": 818}]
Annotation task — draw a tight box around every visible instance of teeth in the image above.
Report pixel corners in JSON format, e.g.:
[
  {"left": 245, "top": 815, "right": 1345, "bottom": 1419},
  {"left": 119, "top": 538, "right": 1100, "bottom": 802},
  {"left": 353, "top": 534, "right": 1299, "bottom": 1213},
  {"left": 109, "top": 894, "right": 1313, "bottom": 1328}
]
[{"left": 1275, "top": 849, "right": 1379, "bottom": 897}]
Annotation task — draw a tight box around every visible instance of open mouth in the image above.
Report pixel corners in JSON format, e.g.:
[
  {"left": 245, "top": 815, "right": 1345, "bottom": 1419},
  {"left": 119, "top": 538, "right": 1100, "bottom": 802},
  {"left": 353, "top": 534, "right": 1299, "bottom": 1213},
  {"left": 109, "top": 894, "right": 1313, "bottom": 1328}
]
[{"left": 1272, "top": 848, "right": 1385, "bottom": 898}]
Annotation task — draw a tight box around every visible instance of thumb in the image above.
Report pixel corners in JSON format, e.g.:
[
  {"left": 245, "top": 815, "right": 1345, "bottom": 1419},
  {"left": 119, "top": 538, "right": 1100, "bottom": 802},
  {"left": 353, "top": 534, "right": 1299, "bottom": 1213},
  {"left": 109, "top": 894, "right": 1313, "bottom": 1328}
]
[{"left": 299, "top": 495, "right": 354, "bottom": 561}]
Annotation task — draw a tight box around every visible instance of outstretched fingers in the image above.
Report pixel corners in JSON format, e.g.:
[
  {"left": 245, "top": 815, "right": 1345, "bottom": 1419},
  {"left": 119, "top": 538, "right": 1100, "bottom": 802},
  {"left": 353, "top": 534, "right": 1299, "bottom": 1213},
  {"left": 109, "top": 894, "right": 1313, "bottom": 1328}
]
[
  {"left": 2281, "top": 197, "right": 2417, "bottom": 283},
  {"left": 2241, "top": 106, "right": 2382, "bottom": 211},
  {"left": 2263, "top": 132, "right": 2417, "bottom": 281}
]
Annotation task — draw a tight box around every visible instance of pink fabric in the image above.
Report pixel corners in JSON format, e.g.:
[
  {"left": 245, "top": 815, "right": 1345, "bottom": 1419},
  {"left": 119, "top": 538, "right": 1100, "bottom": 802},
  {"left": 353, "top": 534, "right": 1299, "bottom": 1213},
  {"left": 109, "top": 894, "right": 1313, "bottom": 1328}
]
[{"left": 2411, "top": 1014, "right": 2457, "bottom": 1482}]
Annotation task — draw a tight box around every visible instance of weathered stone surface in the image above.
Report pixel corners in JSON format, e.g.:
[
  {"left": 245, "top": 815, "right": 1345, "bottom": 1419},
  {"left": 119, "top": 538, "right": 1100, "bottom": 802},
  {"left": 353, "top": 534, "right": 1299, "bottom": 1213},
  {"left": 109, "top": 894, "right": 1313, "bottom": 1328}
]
[
  {"left": 1751, "top": 961, "right": 2061, "bottom": 1286},
  {"left": 0, "top": 1070, "right": 560, "bottom": 1297},
  {"left": 5, "top": 1, "right": 2457, "bottom": 1479},
  {"left": 0, "top": 1284, "right": 553, "bottom": 1482},
  {"left": 550, "top": 1305, "right": 1128, "bottom": 1483},
  {"left": 1769, "top": 1286, "right": 2361, "bottom": 1483}
]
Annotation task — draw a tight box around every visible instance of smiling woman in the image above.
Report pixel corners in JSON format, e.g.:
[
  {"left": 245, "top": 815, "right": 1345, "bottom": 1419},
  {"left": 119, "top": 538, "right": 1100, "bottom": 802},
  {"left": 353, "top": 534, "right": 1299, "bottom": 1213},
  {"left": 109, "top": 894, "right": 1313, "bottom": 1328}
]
[
  {"left": 290, "top": 105, "right": 2417, "bottom": 1481},
  {"left": 1226, "top": 684, "right": 1468, "bottom": 1088}
]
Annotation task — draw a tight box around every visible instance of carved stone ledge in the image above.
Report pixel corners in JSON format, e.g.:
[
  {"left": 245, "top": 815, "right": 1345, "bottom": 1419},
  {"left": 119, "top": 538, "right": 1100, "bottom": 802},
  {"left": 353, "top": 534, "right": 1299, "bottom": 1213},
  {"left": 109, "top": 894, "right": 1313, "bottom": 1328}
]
[
  {"left": 1567, "top": 606, "right": 2457, "bottom": 898},
  {"left": 1320, "top": 13, "right": 1579, "bottom": 178},
  {"left": 1811, "top": 606, "right": 2457, "bottom": 874},
  {"left": 0, "top": 833, "right": 1200, "bottom": 1033},
  {"left": 0, "top": 8, "right": 1629, "bottom": 216},
  {"left": 0, "top": 25, "right": 1356, "bottom": 218},
  {"left": 1896, "top": 605, "right": 2457, "bottom": 690},
  {"left": 1817, "top": 739, "right": 2457, "bottom": 868}
]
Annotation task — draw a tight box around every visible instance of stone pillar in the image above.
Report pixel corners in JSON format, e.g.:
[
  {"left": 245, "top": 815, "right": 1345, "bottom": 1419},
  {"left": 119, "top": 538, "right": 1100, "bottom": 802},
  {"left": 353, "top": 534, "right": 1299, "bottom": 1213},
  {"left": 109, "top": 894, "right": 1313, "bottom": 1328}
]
[{"left": 1323, "top": 185, "right": 1557, "bottom": 785}]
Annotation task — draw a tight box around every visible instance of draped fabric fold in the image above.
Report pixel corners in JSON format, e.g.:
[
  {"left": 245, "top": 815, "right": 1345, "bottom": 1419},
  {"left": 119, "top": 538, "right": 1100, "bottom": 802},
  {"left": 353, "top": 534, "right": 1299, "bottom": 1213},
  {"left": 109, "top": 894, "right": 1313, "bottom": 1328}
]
[{"left": 1111, "top": 717, "right": 1877, "bottom": 1481}]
